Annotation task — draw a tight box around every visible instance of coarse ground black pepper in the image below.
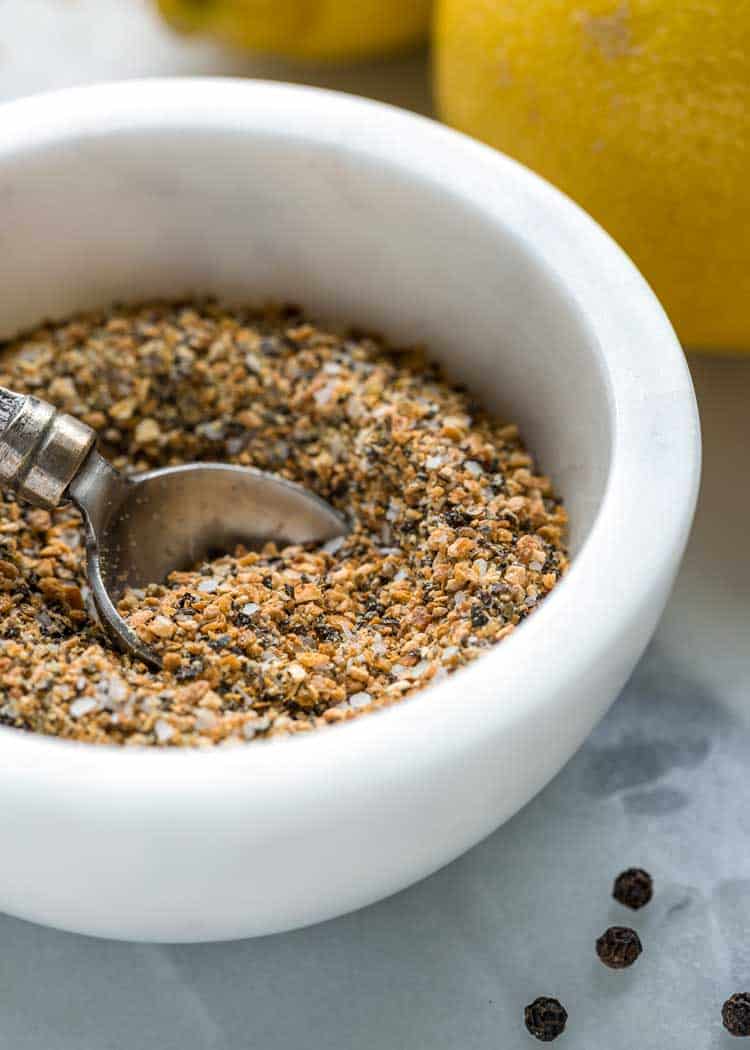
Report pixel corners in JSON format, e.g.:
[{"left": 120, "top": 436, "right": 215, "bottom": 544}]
[
  {"left": 524, "top": 997, "right": 568, "bottom": 1042},
  {"left": 0, "top": 301, "right": 568, "bottom": 746},
  {"left": 723, "top": 994, "right": 750, "bottom": 1037},
  {"left": 595, "top": 926, "right": 642, "bottom": 969},
  {"left": 612, "top": 868, "right": 653, "bottom": 910}
]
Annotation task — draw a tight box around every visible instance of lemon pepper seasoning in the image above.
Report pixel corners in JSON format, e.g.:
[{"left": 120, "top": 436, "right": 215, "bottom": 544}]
[{"left": 0, "top": 302, "right": 568, "bottom": 746}]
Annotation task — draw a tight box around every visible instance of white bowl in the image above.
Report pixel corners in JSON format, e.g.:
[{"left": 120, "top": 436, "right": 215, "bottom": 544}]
[{"left": 0, "top": 79, "right": 699, "bottom": 943}]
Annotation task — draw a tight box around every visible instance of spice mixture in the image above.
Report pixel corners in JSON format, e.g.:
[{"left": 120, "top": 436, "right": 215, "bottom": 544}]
[{"left": 0, "top": 302, "right": 568, "bottom": 747}]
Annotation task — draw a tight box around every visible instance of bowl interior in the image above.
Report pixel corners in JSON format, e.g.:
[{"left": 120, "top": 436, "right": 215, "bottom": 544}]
[{"left": 0, "top": 122, "right": 611, "bottom": 552}]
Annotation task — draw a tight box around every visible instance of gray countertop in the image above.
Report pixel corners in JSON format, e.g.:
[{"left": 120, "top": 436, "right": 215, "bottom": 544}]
[{"left": 1, "top": 6, "right": 749, "bottom": 1047}]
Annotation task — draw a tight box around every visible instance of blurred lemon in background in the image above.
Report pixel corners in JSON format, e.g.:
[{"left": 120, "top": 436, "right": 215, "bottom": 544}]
[
  {"left": 435, "top": 0, "right": 750, "bottom": 351},
  {"left": 157, "top": 0, "right": 431, "bottom": 62}
]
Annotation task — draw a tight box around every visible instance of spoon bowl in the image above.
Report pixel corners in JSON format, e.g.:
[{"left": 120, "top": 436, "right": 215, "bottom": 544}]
[{"left": 70, "top": 457, "right": 347, "bottom": 666}]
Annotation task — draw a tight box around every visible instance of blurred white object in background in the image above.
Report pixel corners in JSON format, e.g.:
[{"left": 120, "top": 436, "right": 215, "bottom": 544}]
[{"left": 0, "top": 0, "right": 431, "bottom": 111}]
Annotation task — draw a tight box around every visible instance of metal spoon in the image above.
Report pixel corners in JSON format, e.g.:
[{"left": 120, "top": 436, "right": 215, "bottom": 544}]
[{"left": 0, "top": 387, "right": 347, "bottom": 669}]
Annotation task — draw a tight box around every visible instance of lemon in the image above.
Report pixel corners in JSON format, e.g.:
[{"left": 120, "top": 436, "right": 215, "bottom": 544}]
[
  {"left": 435, "top": 0, "right": 750, "bottom": 350},
  {"left": 157, "top": 0, "right": 431, "bottom": 63}
]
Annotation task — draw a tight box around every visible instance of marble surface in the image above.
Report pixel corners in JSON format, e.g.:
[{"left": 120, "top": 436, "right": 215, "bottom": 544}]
[{"left": 1, "top": 4, "right": 749, "bottom": 1047}]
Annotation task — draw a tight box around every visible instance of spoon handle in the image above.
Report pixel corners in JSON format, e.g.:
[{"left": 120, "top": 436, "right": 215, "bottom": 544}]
[
  {"left": 0, "top": 387, "right": 22, "bottom": 428},
  {"left": 0, "top": 386, "right": 97, "bottom": 510}
]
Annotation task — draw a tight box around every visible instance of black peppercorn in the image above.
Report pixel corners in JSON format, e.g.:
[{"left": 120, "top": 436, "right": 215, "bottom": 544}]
[
  {"left": 723, "top": 993, "right": 750, "bottom": 1037},
  {"left": 524, "top": 997, "right": 568, "bottom": 1042},
  {"left": 612, "top": 868, "right": 653, "bottom": 910},
  {"left": 596, "top": 926, "right": 642, "bottom": 969}
]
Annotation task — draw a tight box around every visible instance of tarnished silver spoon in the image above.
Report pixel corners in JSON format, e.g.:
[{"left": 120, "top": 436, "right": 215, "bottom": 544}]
[{"left": 0, "top": 387, "right": 347, "bottom": 669}]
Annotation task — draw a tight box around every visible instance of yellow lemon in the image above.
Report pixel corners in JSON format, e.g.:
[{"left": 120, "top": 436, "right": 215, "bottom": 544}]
[
  {"left": 435, "top": 0, "right": 750, "bottom": 350},
  {"left": 157, "top": 0, "right": 431, "bottom": 63}
]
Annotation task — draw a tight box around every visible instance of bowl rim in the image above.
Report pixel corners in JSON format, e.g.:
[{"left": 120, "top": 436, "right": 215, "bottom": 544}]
[{"left": 0, "top": 78, "right": 701, "bottom": 790}]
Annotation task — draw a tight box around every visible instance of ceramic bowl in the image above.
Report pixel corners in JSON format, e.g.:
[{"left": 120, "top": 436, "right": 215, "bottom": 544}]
[{"left": 0, "top": 79, "right": 700, "bottom": 942}]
